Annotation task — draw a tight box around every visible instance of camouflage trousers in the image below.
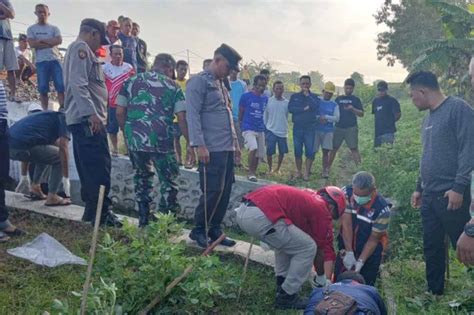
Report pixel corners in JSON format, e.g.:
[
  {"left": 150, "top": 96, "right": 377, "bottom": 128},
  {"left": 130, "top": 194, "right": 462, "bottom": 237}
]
[{"left": 129, "top": 151, "right": 180, "bottom": 212}]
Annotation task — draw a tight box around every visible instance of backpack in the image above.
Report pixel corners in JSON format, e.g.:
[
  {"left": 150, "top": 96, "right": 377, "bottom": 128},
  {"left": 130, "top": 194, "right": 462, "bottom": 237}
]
[{"left": 314, "top": 289, "right": 358, "bottom": 315}]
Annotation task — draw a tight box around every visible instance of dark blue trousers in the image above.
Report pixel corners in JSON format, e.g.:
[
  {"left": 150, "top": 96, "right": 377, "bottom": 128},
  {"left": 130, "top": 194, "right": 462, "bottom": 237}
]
[
  {"left": 69, "top": 123, "right": 112, "bottom": 222},
  {"left": 421, "top": 189, "right": 471, "bottom": 295},
  {"left": 0, "top": 120, "right": 9, "bottom": 222},
  {"left": 193, "top": 151, "right": 234, "bottom": 235}
]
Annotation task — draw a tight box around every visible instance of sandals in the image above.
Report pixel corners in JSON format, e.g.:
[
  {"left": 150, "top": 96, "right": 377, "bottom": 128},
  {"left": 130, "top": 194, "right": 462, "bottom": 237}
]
[
  {"left": 24, "top": 192, "right": 47, "bottom": 201},
  {"left": 45, "top": 198, "right": 72, "bottom": 207}
]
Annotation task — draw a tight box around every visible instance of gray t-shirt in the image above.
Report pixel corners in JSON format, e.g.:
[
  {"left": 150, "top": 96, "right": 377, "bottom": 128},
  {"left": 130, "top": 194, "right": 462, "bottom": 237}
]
[
  {"left": 0, "top": 0, "right": 13, "bottom": 40},
  {"left": 27, "top": 23, "right": 62, "bottom": 63}
]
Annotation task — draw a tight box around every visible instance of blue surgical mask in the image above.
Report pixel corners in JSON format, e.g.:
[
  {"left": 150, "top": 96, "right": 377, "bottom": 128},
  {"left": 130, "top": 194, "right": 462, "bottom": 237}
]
[{"left": 354, "top": 194, "right": 371, "bottom": 205}]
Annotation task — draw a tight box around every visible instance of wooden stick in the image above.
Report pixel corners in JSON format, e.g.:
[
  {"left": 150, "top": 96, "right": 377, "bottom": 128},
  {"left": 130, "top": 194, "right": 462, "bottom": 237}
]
[
  {"left": 237, "top": 237, "right": 254, "bottom": 301},
  {"left": 139, "top": 233, "right": 226, "bottom": 315},
  {"left": 80, "top": 185, "right": 106, "bottom": 315}
]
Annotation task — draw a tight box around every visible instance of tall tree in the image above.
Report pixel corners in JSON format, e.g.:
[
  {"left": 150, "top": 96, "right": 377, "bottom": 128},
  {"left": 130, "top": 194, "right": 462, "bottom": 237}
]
[{"left": 350, "top": 72, "right": 365, "bottom": 86}]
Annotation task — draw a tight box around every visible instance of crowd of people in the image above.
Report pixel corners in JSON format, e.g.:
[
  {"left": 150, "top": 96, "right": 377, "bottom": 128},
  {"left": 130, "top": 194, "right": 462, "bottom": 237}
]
[{"left": 0, "top": 1, "right": 472, "bottom": 312}]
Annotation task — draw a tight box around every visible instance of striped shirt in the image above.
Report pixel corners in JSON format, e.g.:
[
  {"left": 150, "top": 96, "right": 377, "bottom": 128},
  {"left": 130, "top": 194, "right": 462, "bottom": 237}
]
[
  {"left": 103, "top": 62, "right": 135, "bottom": 108},
  {"left": 0, "top": 81, "right": 7, "bottom": 120}
]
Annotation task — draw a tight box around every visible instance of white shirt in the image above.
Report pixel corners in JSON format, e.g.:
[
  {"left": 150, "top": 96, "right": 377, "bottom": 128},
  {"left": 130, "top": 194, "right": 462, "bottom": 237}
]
[
  {"left": 15, "top": 46, "right": 32, "bottom": 62},
  {"left": 264, "top": 96, "right": 289, "bottom": 138}
]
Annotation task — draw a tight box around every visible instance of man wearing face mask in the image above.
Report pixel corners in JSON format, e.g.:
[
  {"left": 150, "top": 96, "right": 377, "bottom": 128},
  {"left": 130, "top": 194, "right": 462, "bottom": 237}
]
[
  {"left": 235, "top": 184, "right": 346, "bottom": 309},
  {"left": 335, "top": 171, "right": 391, "bottom": 286}
]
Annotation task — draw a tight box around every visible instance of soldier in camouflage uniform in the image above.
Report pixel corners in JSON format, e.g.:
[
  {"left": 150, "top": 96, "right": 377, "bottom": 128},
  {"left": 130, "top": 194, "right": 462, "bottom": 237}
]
[{"left": 116, "top": 53, "right": 190, "bottom": 227}]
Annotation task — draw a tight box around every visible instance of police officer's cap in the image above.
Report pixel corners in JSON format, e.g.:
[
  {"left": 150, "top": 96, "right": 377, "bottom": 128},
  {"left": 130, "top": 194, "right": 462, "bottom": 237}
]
[
  {"left": 214, "top": 44, "right": 242, "bottom": 72},
  {"left": 81, "top": 18, "right": 109, "bottom": 45}
]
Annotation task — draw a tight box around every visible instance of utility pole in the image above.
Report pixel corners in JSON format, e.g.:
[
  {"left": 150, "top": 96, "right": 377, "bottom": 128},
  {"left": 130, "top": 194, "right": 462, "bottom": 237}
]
[{"left": 186, "top": 49, "right": 191, "bottom": 76}]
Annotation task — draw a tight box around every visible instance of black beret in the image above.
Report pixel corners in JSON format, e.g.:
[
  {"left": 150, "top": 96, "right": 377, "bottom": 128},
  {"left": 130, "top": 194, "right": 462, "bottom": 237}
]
[
  {"left": 81, "top": 18, "right": 109, "bottom": 45},
  {"left": 214, "top": 43, "right": 242, "bottom": 72}
]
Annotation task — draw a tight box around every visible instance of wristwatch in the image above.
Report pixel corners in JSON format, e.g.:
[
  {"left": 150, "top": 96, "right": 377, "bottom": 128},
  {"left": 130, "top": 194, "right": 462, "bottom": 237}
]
[{"left": 464, "top": 223, "right": 474, "bottom": 237}]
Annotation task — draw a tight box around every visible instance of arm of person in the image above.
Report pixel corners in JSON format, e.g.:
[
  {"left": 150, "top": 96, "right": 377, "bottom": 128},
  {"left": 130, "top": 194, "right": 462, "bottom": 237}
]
[
  {"left": 68, "top": 50, "right": 98, "bottom": 119},
  {"left": 58, "top": 137, "right": 69, "bottom": 178},
  {"left": 340, "top": 211, "right": 354, "bottom": 251},
  {"left": 18, "top": 55, "right": 35, "bottom": 70},
  {"left": 393, "top": 99, "right": 401, "bottom": 122},
  {"left": 358, "top": 205, "right": 390, "bottom": 263},
  {"left": 115, "top": 81, "right": 130, "bottom": 130},
  {"left": 185, "top": 76, "right": 207, "bottom": 148},
  {"left": 27, "top": 38, "right": 51, "bottom": 49},
  {"left": 452, "top": 104, "right": 474, "bottom": 195},
  {"left": 288, "top": 95, "right": 305, "bottom": 114},
  {"left": 263, "top": 105, "right": 269, "bottom": 127},
  {"left": 41, "top": 36, "right": 62, "bottom": 47},
  {"left": 352, "top": 98, "right": 364, "bottom": 117},
  {"left": 238, "top": 104, "right": 245, "bottom": 126},
  {"left": 0, "top": 2, "right": 14, "bottom": 19},
  {"left": 324, "top": 105, "right": 340, "bottom": 123},
  {"left": 20, "top": 161, "right": 29, "bottom": 176}
]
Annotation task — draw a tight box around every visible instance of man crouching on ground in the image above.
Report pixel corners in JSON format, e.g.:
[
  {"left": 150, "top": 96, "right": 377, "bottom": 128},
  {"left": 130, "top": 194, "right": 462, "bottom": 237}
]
[{"left": 235, "top": 184, "right": 347, "bottom": 309}]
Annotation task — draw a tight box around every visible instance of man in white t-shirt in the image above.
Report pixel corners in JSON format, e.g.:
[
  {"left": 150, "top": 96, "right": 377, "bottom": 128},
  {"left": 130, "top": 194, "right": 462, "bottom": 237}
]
[
  {"left": 263, "top": 81, "right": 289, "bottom": 174},
  {"left": 15, "top": 34, "right": 35, "bottom": 84},
  {"left": 103, "top": 45, "right": 135, "bottom": 155},
  {"left": 101, "top": 20, "right": 121, "bottom": 63}
]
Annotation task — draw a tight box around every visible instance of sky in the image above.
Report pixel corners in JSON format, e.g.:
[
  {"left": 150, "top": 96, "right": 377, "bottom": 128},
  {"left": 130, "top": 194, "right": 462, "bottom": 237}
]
[{"left": 12, "top": 0, "right": 408, "bottom": 84}]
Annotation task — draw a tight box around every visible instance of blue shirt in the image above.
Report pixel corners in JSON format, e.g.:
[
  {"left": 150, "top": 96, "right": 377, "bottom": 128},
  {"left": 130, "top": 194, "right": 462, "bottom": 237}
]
[
  {"left": 239, "top": 91, "right": 267, "bottom": 132},
  {"left": 230, "top": 79, "right": 247, "bottom": 120},
  {"left": 304, "top": 280, "right": 387, "bottom": 315},
  {"left": 118, "top": 32, "right": 137, "bottom": 70},
  {"left": 317, "top": 99, "right": 338, "bottom": 133},
  {"left": 9, "top": 111, "right": 70, "bottom": 150}
]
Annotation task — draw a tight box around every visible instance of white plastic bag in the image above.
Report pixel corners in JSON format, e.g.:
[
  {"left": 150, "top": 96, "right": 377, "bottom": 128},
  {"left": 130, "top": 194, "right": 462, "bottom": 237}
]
[{"left": 7, "top": 233, "right": 87, "bottom": 267}]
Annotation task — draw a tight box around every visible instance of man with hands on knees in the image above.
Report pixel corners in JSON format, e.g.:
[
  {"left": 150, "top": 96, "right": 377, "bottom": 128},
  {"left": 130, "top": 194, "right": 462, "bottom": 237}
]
[
  {"left": 9, "top": 105, "right": 71, "bottom": 206},
  {"left": 186, "top": 44, "right": 242, "bottom": 248},
  {"left": 407, "top": 71, "right": 473, "bottom": 295},
  {"left": 335, "top": 171, "right": 391, "bottom": 286}
]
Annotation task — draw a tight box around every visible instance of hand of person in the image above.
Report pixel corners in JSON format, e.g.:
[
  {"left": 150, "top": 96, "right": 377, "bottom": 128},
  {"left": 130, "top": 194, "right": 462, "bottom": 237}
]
[
  {"left": 456, "top": 230, "right": 474, "bottom": 266},
  {"left": 197, "top": 145, "right": 210, "bottom": 164},
  {"left": 444, "top": 190, "right": 463, "bottom": 210},
  {"left": 88, "top": 114, "right": 103, "bottom": 134},
  {"left": 186, "top": 144, "right": 196, "bottom": 165},
  {"left": 343, "top": 251, "right": 357, "bottom": 270},
  {"left": 355, "top": 259, "right": 364, "bottom": 272},
  {"left": 310, "top": 274, "right": 330, "bottom": 288},
  {"left": 234, "top": 147, "right": 241, "bottom": 165},
  {"left": 15, "top": 175, "right": 30, "bottom": 194},
  {"left": 319, "top": 116, "right": 327, "bottom": 124},
  {"left": 411, "top": 191, "right": 422, "bottom": 209},
  {"left": 62, "top": 177, "right": 71, "bottom": 197},
  {"left": 345, "top": 104, "right": 354, "bottom": 111}
]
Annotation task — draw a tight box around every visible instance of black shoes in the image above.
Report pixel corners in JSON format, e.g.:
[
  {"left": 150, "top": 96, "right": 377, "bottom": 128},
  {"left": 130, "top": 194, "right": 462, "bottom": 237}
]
[
  {"left": 276, "top": 276, "right": 285, "bottom": 291},
  {"left": 189, "top": 229, "right": 209, "bottom": 248},
  {"left": 275, "top": 287, "right": 309, "bottom": 310},
  {"left": 138, "top": 203, "right": 150, "bottom": 227},
  {"left": 100, "top": 211, "right": 123, "bottom": 228},
  {"left": 208, "top": 229, "right": 236, "bottom": 247}
]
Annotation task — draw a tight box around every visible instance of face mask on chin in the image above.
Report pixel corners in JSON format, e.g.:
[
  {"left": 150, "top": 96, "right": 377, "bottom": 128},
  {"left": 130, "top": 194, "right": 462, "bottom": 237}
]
[{"left": 354, "top": 194, "right": 371, "bottom": 205}]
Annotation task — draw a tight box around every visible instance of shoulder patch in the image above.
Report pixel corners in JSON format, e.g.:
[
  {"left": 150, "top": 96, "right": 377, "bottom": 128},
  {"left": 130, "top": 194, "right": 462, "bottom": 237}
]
[{"left": 78, "top": 49, "right": 87, "bottom": 60}]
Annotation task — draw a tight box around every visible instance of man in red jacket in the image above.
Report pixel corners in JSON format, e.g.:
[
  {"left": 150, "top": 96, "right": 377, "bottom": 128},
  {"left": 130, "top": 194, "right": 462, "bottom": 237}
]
[{"left": 235, "top": 184, "right": 346, "bottom": 310}]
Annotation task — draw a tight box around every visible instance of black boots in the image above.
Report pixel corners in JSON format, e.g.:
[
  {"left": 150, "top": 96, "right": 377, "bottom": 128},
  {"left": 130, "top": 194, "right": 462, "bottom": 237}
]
[
  {"left": 189, "top": 229, "right": 209, "bottom": 248},
  {"left": 208, "top": 228, "right": 236, "bottom": 247},
  {"left": 275, "top": 287, "right": 309, "bottom": 310},
  {"left": 276, "top": 276, "right": 285, "bottom": 291},
  {"left": 138, "top": 203, "right": 150, "bottom": 228}
]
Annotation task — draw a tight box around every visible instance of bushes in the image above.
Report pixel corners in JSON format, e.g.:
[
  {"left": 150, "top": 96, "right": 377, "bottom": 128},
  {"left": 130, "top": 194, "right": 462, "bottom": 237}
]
[{"left": 52, "top": 215, "right": 241, "bottom": 314}]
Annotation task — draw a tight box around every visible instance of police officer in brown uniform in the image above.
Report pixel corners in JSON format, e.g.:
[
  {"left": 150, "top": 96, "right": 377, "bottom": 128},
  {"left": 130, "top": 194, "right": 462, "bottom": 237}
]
[{"left": 63, "top": 19, "right": 121, "bottom": 227}]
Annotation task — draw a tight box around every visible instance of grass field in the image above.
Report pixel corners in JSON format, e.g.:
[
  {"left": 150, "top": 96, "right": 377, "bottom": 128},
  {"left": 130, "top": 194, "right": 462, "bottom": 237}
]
[{"left": 1, "top": 96, "right": 472, "bottom": 314}]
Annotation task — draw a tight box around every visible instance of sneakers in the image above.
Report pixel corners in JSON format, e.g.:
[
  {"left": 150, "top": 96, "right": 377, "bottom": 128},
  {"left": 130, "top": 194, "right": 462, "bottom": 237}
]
[
  {"left": 189, "top": 229, "right": 209, "bottom": 248},
  {"left": 275, "top": 287, "right": 309, "bottom": 310}
]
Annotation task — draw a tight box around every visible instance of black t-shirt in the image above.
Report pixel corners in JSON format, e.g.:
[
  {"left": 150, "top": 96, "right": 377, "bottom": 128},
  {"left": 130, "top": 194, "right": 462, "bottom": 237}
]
[
  {"left": 335, "top": 95, "right": 363, "bottom": 128},
  {"left": 372, "top": 95, "right": 401, "bottom": 136},
  {"left": 9, "top": 111, "right": 70, "bottom": 150}
]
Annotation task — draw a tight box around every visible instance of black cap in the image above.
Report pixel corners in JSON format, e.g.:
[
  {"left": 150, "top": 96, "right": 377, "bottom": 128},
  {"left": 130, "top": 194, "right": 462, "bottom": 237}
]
[
  {"left": 377, "top": 80, "right": 388, "bottom": 91},
  {"left": 18, "top": 33, "right": 27, "bottom": 41},
  {"left": 81, "top": 18, "right": 109, "bottom": 45},
  {"left": 214, "top": 43, "right": 242, "bottom": 72}
]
